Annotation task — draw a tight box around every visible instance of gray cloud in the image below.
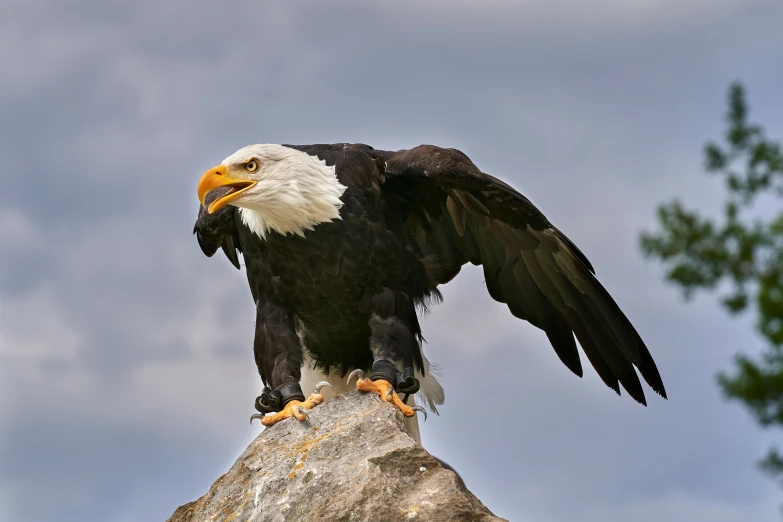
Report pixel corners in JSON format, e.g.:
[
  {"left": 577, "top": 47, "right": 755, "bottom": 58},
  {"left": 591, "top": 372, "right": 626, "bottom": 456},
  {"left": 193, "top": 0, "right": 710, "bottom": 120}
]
[{"left": 2, "top": 0, "right": 783, "bottom": 520}]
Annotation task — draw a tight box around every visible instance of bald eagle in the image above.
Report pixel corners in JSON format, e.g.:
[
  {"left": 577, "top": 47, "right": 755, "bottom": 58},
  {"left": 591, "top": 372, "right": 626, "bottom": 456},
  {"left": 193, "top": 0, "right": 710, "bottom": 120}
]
[{"left": 194, "top": 143, "right": 666, "bottom": 433}]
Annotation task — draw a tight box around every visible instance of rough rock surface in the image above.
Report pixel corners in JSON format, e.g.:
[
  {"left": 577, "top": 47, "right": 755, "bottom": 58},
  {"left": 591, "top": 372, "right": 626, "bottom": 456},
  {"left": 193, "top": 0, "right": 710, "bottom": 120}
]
[{"left": 167, "top": 391, "right": 505, "bottom": 522}]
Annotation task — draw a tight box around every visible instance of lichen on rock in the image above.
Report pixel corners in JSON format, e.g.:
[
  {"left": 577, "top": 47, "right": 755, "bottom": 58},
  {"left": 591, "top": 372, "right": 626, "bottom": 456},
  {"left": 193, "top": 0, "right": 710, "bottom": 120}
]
[{"left": 167, "top": 391, "right": 505, "bottom": 522}]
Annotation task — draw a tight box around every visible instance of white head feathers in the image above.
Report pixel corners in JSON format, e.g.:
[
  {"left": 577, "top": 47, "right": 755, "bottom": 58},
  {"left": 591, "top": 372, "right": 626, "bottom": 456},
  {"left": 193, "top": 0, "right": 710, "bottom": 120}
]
[{"left": 221, "top": 144, "right": 347, "bottom": 239}]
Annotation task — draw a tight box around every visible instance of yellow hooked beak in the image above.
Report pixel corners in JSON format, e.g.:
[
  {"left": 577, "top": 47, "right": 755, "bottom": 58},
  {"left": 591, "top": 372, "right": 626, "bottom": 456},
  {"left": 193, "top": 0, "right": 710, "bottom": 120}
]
[{"left": 197, "top": 165, "right": 257, "bottom": 214}]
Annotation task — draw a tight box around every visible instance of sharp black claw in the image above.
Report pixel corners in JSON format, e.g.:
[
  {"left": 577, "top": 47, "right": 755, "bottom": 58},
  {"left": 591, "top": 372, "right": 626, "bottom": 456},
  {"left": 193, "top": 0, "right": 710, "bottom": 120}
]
[
  {"left": 385, "top": 386, "right": 394, "bottom": 400},
  {"left": 347, "top": 368, "right": 366, "bottom": 385},
  {"left": 412, "top": 405, "right": 427, "bottom": 421},
  {"left": 250, "top": 413, "right": 265, "bottom": 425},
  {"left": 313, "top": 381, "right": 332, "bottom": 394}
]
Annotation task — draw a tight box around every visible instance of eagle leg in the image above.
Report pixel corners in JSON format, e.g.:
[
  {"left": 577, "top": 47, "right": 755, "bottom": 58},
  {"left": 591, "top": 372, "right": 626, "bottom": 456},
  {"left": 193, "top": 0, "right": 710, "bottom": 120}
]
[
  {"left": 250, "top": 381, "right": 332, "bottom": 426},
  {"left": 347, "top": 369, "right": 426, "bottom": 420}
]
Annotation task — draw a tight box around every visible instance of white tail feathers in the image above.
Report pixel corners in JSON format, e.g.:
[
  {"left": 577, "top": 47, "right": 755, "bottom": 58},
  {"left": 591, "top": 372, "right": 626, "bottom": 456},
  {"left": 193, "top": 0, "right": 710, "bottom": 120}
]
[
  {"left": 297, "top": 353, "right": 445, "bottom": 446},
  {"left": 299, "top": 354, "right": 445, "bottom": 413},
  {"left": 416, "top": 355, "right": 445, "bottom": 415}
]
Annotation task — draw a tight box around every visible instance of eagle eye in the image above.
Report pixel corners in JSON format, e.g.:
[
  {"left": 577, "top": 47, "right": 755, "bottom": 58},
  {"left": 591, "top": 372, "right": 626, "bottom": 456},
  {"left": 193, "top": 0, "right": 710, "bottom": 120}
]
[{"left": 245, "top": 160, "right": 260, "bottom": 173}]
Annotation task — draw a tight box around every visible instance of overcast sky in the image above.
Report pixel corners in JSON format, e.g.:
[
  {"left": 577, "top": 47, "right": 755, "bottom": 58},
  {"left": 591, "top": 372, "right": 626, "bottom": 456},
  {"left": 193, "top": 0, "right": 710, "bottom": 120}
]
[{"left": 2, "top": 1, "right": 783, "bottom": 521}]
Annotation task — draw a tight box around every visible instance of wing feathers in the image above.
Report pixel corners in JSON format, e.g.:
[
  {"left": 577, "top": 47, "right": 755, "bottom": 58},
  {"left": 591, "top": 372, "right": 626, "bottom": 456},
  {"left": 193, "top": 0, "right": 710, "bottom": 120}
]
[
  {"left": 634, "top": 331, "right": 668, "bottom": 399},
  {"left": 565, "top": 310, "right": 621, "bottom": 395},
  {"left": 455, "top": 190, "right": 490, "bottom": 216},
  {"left": 382, "top": 144, "right": 665, "bottom": 404},
  {"left": 509, "top": 260, "right": 584, "bottom": 377},
  {"left": 548, "top": 239, "right": 641, "bottom": 365},
  {"left": 520, "top": 245, "right": 647, "bottom": 404},
  {"left": 220, "top": 238, "right": 242, "bottom": 269},
  {"left": 194, "top": 189, "right": 243, "bottom": 270},
  {"left": 446, "top": 195, "right": 467, "bottom": 236}
]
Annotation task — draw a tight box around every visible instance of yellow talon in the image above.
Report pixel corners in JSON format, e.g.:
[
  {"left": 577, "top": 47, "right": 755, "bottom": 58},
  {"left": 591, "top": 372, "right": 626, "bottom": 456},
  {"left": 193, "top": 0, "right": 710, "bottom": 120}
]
[
  {"left": 259, "top": 395, "right": 322, "bottom": 426},
  {"left": 347, "top": 369, "right": 424, "bottom": 418},
  {"left": 253, "top": 381, "right": 332, "bottom": 426}
]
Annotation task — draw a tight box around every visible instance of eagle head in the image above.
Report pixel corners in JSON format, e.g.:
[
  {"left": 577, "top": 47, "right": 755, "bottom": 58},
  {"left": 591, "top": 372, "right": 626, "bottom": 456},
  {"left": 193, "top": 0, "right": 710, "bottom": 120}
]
[{"left": 197, "top": 144, "right": 347, "bottom": 238}]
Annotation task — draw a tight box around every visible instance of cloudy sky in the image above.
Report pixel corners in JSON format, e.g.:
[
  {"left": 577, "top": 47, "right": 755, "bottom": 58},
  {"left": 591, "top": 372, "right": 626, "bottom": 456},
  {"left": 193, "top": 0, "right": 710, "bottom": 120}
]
[{"left": 2, "top": 0, "right": 783, "bottom": 520}]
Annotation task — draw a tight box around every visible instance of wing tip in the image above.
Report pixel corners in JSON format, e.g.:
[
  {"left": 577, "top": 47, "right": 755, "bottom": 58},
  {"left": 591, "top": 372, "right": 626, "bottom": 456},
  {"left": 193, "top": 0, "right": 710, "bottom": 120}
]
[{"left": 634, "top": 332, "right": 668, "bottom": 401}]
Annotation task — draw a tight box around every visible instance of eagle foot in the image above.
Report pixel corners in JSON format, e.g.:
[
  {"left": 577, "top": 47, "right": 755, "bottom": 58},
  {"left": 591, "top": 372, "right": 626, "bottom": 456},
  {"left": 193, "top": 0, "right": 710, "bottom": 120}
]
[
  {"left": 250, "top": 381, "right": 332, "bottom": 426},
  {"left": 255, "top": 382, "right": 309, "bottom": 414},
  {"left": 369, "top": 359, "right": 421, "bottom": 395},
  {"left": 347, "top": 369, "right": 426, "bottom": 420}
]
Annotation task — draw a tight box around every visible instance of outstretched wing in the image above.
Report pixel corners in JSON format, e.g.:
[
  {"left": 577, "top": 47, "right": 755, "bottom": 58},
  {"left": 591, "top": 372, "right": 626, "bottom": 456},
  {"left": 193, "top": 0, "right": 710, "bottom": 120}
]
[
  {"left": 193, "top": 187, "right": 243, "bottom": 270},
  {"left": 381, "top": 145, "right": 666, "bottom": 404}
]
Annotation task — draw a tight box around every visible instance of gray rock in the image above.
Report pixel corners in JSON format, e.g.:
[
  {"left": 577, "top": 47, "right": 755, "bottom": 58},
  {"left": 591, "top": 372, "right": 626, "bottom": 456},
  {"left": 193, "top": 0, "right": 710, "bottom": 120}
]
[{"left": 167, "top": 390, "right": 506, "bottom": 522}]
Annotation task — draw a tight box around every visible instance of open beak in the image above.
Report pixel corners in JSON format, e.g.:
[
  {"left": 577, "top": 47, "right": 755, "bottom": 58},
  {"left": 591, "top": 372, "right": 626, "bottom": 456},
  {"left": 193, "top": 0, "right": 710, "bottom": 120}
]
[{"left": 197, "top": 165, "right": 257, "bottom": 213}]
